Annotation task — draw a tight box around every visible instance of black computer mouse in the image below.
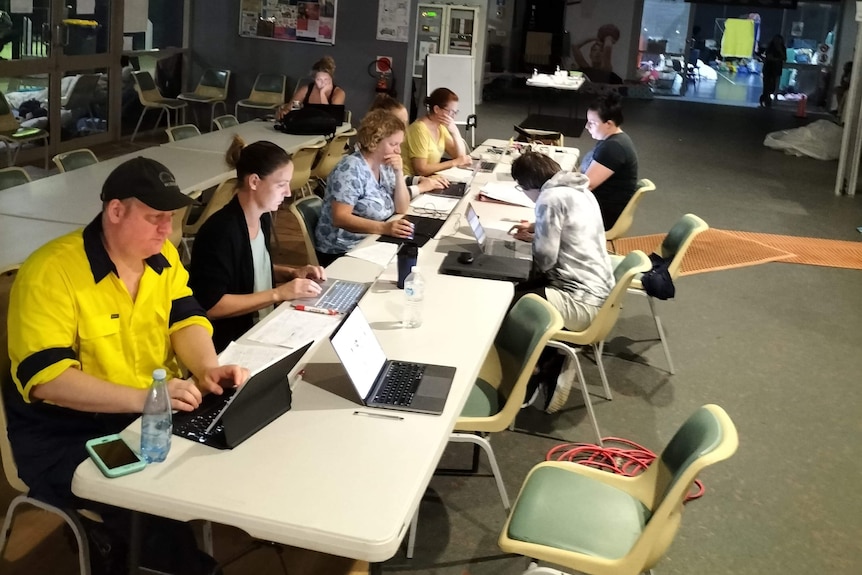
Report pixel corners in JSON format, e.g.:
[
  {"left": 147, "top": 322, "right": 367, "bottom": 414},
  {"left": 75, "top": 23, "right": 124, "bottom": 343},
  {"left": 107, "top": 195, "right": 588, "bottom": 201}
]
[{"left": 457, "top": 251, "right": 475, "bottom": 265}]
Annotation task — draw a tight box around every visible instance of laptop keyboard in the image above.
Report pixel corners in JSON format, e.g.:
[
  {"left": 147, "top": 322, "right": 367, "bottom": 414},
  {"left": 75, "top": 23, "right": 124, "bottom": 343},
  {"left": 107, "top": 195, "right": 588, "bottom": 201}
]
[
  {"left": 173, "top": 389, "right": 236, "bottom": 443},
  {"left": 315, "top": 280, "right": 365, "bottom": 313},
  {"left": 487, "top": 239, "right": 519, "bottom": 257},
  {"left": 374, "top": 362, "right": 426, "bottom": 406},
  {"left": 478, "top": 161, "right": 496, "bottom": 172}
]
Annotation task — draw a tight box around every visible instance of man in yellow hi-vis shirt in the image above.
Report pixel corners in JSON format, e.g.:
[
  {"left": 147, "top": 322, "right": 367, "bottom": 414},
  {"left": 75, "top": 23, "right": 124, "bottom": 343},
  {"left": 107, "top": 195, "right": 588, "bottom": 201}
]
[{"left": 5, "top": 157, "right": 248, "bottom": 575}]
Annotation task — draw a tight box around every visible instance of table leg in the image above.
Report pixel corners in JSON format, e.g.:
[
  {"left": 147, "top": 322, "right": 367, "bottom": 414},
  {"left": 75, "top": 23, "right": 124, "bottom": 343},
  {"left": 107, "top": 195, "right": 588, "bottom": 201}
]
[{"left": 128, "top": 511, "right": 142, "bottom": 575}]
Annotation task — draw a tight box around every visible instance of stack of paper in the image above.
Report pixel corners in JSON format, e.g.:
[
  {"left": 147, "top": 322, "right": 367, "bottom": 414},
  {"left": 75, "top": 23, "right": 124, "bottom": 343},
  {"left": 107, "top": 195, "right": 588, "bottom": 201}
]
[
  {"left": 346, "top": 243, "right": 398, "bottom": 267},
  {"left": 479, "top": 181, "right": 535, "bottom": 208},
  {"left": 436, "top": 166, "right": 474, "bottom": 183},
  {"left": 247, "top": 308, "right": 342, "bottom": 349},
  {"left": 218, "top": 341, "right": 295, "bottom": 375}
]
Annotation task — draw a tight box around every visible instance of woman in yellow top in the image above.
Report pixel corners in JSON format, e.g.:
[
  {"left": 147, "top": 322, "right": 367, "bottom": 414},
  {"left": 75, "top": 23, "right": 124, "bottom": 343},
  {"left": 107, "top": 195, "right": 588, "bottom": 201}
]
[{"left": 401, "top": 87, "right": 472, "bottom": 177}]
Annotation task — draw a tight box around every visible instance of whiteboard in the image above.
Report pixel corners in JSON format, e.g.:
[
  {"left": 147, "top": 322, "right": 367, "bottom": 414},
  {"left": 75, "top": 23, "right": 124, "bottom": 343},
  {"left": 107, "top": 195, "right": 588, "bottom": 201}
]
[{"left": 425, "top": 54, "right": 474, "bottom": 124}]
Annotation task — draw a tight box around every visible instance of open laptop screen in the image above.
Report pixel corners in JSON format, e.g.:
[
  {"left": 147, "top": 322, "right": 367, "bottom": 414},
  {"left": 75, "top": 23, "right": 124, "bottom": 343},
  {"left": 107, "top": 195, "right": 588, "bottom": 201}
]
[
  {"left": 330, "top": 307, "right": 387, "bottom": 398},
  {"left": 464, "top": 203, "right": 486, "bottom": 251}
]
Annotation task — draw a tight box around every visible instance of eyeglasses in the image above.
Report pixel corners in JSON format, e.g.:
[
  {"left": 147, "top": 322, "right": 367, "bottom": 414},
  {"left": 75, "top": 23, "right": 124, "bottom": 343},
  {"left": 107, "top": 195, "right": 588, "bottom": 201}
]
[
  {"left": 586, "top": 119, "right": 602, "bottom": 127},
  {"left": 442, "top": 108, "right": 458, "bottom": 117}
]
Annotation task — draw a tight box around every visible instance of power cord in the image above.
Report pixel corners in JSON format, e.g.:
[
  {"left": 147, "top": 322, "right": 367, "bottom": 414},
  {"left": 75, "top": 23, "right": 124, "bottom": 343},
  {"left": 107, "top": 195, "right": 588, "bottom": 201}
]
[{"left": 546, "top": 437, "right": 705, "bottom": 502}]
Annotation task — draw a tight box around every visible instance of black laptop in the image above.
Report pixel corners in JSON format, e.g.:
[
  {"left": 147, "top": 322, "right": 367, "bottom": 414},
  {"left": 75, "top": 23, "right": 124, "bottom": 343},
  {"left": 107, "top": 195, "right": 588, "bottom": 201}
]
[
  {"left": 426, "top": 182, "right": 467, "bottom": 199},
  {"left": 330, "top": 307, "right": 455, "bottom": 415},
  {"left": 172, "top": 342, "right": 313, "bottom": 449},
  {"left": 438, "top": 250, "right": 531, "bottom": 282},
  {"left": 376, "top": 214, "right": 447, "bottom": 247},
  {"left": 303, "top": 103, "right": 347, "bottom": 123}
]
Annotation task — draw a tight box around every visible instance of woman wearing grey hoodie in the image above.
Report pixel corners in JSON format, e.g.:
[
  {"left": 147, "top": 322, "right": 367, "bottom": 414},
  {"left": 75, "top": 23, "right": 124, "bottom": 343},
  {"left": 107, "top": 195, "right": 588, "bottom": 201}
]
[{"left": 510, "top": 150, "right": 615, "bottom": 412}]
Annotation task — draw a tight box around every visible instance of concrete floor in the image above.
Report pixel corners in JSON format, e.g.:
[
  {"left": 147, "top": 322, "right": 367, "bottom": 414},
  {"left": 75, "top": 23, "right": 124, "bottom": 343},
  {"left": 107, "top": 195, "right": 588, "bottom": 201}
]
[{"left": 2, "top": 97, "right": 861, "bottom": 574}]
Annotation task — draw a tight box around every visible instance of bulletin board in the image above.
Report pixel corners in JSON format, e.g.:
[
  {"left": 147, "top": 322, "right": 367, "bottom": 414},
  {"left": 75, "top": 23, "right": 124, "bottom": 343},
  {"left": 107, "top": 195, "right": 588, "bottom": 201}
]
[
  {"left": 239, "top": 0, "right": 337, "bottom": 45},
  {"left": 425, "top": 54, "right": 474, "bottom": 124}
]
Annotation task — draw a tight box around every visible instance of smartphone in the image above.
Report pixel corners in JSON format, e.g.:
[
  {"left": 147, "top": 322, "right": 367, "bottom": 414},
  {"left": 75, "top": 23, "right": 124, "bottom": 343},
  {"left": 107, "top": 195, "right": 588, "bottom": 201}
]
[{"left": 85, "top": 434, "right": 147, "bottom": 478}]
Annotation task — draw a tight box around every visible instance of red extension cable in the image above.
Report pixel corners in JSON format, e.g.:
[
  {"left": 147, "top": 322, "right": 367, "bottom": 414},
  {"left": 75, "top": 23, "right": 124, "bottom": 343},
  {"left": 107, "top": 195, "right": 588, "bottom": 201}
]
[{"left": 546, "top": 437, "right": 705, "bottom": 502}]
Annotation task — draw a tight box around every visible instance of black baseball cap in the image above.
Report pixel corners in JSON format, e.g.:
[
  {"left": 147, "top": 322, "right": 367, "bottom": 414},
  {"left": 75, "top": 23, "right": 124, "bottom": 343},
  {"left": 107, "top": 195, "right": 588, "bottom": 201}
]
[{"left": 100, "top": 157, "right": 196, "bottom": 211}]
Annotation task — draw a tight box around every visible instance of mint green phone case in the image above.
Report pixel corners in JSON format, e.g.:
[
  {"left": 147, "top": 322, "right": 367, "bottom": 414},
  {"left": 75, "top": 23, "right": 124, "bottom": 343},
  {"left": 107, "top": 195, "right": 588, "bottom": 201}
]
[{"left": 85, "top": 434, "right": 147, "bottom": 478}]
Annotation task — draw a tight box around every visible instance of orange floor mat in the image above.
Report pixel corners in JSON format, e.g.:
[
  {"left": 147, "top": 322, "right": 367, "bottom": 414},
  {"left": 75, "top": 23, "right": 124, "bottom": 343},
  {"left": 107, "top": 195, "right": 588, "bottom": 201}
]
[
  {"left": 726, "top": 231, "right": 862, "bottom": 270},
  {"left": 612, "top": 229, "right": 795, "bottom": 275},
  {"left": 613, "top": 229, "right": 862, "bottom": 274}
]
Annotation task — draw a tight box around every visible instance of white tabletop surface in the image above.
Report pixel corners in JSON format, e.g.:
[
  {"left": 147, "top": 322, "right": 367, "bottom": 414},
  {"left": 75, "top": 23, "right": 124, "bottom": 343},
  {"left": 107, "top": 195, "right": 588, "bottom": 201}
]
[
  {"left": 162, "top": 120, "right": 352, "bottom": 155},
  {"left": 0, "top": 214, "right": 81, "bottom": 270},
  {"left": 0, "top": 146, "right": 233, "bottom": 225},
  {"left": 72, "top": 196, "right": 516, "bottom": 561}
]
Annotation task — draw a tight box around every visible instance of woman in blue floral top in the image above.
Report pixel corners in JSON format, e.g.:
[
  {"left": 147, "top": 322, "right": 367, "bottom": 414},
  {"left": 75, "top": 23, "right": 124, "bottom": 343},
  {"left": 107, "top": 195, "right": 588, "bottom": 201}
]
[{"left": 315, "top": 109, "right": 413, "bottom": 265}]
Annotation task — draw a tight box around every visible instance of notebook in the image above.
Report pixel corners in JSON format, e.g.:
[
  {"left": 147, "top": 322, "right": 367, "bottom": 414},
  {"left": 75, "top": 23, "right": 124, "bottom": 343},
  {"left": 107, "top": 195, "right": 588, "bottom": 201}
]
[
  {"left": 293, "top": 278, "right": 369, "bottom": 314},
  {"left": 172, "top": 341, "right": 313, "bottom": 449},
  {"left": 438, "top": 250, "right": 531, "bottom": 282},
  {"left": 303, "top": 103, "right": 346, "bottom": 123},
  {"left": 329, "top": 307, "right": 455, "bottom": 415},
  {"left": 465, "top": 203, "right": 532, "bottom": 260},
  {"left": 376, "top": 214, "right": 447, "bottom": 247}
]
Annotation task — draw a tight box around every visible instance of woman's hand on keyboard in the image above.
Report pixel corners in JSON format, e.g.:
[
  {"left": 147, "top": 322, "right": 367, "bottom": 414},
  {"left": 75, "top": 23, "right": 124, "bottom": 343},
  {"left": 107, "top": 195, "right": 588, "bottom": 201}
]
[
  {"left": 417, "top": 176, "right": 446, "bottom": 193},
  {"left": 294, "top": 264, "right": 326, "bottom": 281},
  {"left": 276, "top": 278, "right": 323, "bottom": 302}
]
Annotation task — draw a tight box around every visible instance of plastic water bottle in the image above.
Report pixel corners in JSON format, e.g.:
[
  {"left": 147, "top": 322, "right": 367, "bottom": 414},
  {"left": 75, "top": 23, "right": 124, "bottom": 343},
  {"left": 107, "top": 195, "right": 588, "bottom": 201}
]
[
  {"left": 403, "top": 266, "right": 425, "bottom": 329},
  {"left": 141, "top": 368, "right": 172, "bottom": 463}
]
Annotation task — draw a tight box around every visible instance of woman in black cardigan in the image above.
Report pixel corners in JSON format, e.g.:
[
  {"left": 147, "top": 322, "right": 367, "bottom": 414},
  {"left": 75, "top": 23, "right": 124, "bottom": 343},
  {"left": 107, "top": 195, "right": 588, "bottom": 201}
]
[{"left": 189, "top": 136, "right": 326, "bottom": 351}]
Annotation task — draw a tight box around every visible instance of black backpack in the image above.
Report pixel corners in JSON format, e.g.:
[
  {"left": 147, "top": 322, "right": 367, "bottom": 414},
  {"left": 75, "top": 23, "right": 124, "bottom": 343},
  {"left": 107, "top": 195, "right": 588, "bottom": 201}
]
[{"left": 276, "top": 107, "right": 338, "bottom": 136}]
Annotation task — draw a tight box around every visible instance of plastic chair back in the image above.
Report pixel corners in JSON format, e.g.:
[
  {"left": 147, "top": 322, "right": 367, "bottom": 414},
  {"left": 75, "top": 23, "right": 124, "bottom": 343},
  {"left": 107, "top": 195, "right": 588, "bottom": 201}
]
[
  {"left": 290, "top": 139, "right": 327, "bottom": 196},
  {"left": 657, "top": 214, "right": 709, "bottom": 279},
  {"left": 605, "top": 178, "right": 655, "bottom": 242},
  {"left": 212, "top": 114, "right": 239, "bottom": 130},
  {"left": 0, "top": 166, "right": 31, "bottom": 191},
  {"left": 555, "top": 250, "right": 651, "bottom": 347},
  {"left": 61, "top": 73, "right": 100, "bottom": 110},
  {"left": 457, "top": 294, "right": 563, "bottom": 432},
  {"left": 195, "top": 69, "right": 230, "bottom": 99},
  {"left": 53, "top": 149, "right": 98, "bottom": 172},
  {"left": 166, "top": 124, "right": 201, "bottom": 142},
  {"left": 250, "top": 73, "right": 286, "bottom": 105},
  {"left": 658, "top": 404, "right": 737, "bottom": 501},
  {"left": 183, "top": 177, "right": 237, "bottom": 237},
  {"left": 170, "top": 206, "right": 189, "bottom": 248},
  {"left": 0, "top": 265, "right": 25, "bottom": 493},
  {"left": 289, "top": 195, "right": 323, "bottom": 266},
  {"left": 132, "top": 70, "right": 163, "bottom": 105},
  {"left": 0, "top": 91, "right": 21, "bottom": 134},
  {"left": 311, "top": 129, "right": 356, "bottom": 181}
]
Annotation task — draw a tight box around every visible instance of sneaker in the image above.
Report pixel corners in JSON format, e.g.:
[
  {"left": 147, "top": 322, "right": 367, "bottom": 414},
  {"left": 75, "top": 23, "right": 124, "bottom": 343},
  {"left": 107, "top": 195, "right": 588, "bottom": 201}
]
[
  {"left": 523, "top": 364, "right": 545, "bottom": 408},
  {"left": 545, "top": 352, "right": 576, "bottom": 414}
]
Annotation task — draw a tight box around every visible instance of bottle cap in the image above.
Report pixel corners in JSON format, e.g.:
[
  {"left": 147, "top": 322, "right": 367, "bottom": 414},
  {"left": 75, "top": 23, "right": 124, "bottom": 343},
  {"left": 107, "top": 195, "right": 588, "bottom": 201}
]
[
  {"left": 411, "top": 266, "right": 420, "bottom": 273},
  {"left": 153, "top": 368, "right": 167, "bottom": 381}
]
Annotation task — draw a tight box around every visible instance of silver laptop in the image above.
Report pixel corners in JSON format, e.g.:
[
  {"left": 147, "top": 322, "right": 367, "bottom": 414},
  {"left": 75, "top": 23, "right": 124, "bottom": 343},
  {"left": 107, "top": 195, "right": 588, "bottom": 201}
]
[
  {"left": 464, "top": 203, "right": 532, "bottom": 260},
  {"left": 329, "top": 307, "right": 455, "bottom": 415},
  {"left": 294, "top": 279, "right": 368, "bottom": 314}
]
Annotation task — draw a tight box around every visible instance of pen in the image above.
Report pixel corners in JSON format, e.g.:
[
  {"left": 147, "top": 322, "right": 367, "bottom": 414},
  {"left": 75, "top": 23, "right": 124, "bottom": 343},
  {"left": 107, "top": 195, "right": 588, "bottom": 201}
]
[
  {"left": 293, "top": 305, "right": 339, "bottom": 315},
  {"left": 353, "top": 410, "right": 404, "bottom": 421}
]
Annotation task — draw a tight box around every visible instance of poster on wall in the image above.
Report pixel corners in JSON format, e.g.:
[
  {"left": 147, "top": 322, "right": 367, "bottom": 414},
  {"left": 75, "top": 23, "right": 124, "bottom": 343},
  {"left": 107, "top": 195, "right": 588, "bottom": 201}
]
[
  {"left": 239, "top": 0, "right": 337, "bottom": 45},
  {"left": 377, "top": 0, "right": 409, "bottom": 42},
  {"left": 565, "top": 0, "right": 636, "bottom": 83}
]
